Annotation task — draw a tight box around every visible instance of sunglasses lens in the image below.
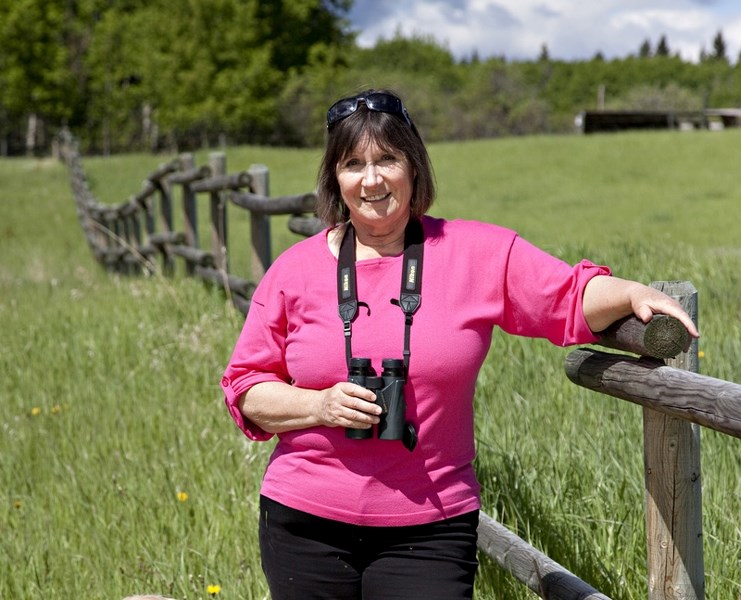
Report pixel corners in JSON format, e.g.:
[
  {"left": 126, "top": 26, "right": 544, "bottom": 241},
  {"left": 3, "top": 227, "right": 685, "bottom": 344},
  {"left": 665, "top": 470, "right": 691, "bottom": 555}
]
[
  {"left": 364, "top": 93, "right": 401, "bottom": 114},
  {"left": 327, "top": 98, "right": 359, "bottom": 127}
]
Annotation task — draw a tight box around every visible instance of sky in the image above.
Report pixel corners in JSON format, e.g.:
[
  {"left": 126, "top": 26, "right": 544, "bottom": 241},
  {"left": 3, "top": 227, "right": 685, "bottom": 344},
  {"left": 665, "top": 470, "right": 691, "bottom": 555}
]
[{"left": 348, "top": 0, "right": 741, "bottom": 63}]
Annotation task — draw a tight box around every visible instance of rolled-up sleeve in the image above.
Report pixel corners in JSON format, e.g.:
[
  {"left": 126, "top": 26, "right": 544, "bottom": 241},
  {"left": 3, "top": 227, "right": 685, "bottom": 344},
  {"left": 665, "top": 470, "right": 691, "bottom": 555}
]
[
  {"left": 221, "top": 285, "right": 291, "bottom": 441},
  {"left": 500, "top": 235, "right": 611, "bottom": 346}
]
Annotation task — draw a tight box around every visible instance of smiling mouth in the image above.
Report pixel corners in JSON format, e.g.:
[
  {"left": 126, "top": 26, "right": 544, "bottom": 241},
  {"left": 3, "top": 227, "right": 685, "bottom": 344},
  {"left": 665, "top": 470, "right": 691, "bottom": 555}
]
[{"left": 363, "top": 192, "right": 390, "bottom": 203}]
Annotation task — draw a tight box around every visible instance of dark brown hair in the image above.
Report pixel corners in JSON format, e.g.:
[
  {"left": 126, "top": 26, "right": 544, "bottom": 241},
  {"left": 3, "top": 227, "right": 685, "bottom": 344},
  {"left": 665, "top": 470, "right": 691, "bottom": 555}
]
[{"left": 316, "top": 89, "right": 436, "bottom": 226}]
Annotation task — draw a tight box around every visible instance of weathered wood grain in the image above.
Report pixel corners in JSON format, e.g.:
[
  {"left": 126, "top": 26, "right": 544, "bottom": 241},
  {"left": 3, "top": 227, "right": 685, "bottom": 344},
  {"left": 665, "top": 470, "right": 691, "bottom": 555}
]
[
  {"left": 597, "top": 313, "right": 689, "bottom": 358},
  {"left": 564, "top": 349, "right": 741, "bottom": 439},
  {"left": 477, "top": 512, "right": 611, "bottom": 599}
]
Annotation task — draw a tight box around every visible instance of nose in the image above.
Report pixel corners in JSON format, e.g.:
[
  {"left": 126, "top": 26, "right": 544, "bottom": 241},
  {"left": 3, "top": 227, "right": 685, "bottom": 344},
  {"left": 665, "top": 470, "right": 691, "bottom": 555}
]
[{"left": 362, "top": 162, "right": 381, "bottom": 187}]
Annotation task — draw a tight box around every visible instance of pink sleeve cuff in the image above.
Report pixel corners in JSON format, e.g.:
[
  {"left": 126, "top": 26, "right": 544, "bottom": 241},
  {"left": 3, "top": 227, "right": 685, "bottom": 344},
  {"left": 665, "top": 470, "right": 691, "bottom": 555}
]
[{"left": 221, "top": 374, "right": 278, "bottom": 442}]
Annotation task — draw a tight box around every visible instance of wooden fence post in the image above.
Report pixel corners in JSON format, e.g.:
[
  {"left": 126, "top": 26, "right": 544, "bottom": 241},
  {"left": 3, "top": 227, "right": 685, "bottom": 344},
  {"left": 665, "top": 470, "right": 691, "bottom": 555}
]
[
  {"left": 644, "top": 281, "right": 704, "bottom": 600},
  {"left": 97, "top": 211, "right": 110, "bottom": 260},
  {"left": 112, "top": 214, "right": 124, "bottom": 273},
  {"left": 248, "top": 163, "right": 271, "bottom": 281},
  {"left": 129, "top": 202, "right": 143, "bottom": 268},
  {"left": 209, "top": 152, "right": 228, "bottom": 272},
  {"left": 157, "top": 180, "right": 175, "bottom": 276},
  {"left": 180, "top": 153, "right": 198, "bottom": 275},
  {"left": 142, "top": 194, "right": 155, "bottom": 240}
]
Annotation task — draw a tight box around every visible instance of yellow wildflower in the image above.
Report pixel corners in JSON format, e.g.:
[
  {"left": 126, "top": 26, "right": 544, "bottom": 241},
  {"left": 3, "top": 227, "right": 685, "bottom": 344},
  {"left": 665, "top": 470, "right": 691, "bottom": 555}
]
[
  {"left": 207, "top": 584, "right": 221, "bottom": 595},
  {"left": 177, "top": 491, "right": 189, "bottom": 502},
  {"left": 51, "top": 404, "right": 62, "bottom": 414},
  {"left": 31, "top": 407, "right": 42, "bottom": 416},
  {"left": 698, "top": 350, "right": 705, "bottom": 359}
]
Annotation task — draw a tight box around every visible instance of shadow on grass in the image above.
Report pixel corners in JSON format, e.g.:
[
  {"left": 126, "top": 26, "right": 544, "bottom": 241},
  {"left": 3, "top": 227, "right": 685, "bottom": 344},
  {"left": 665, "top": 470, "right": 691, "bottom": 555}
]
[{"left": 474, "top": 451, "right": 630, "bottom": 599}]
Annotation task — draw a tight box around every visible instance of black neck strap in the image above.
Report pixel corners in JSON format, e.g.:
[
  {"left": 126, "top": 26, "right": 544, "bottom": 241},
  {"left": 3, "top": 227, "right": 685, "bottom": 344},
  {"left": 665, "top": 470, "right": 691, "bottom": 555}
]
[{"left": 337, "top": 218, "right": 424, "bottom": 372}]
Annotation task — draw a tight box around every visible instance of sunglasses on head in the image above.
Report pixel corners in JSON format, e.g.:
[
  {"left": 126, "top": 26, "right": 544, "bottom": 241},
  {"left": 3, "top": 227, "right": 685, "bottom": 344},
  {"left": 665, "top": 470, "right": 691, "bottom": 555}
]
[{"left": 326, "top": 92, "right": 413, "bottom": 129}]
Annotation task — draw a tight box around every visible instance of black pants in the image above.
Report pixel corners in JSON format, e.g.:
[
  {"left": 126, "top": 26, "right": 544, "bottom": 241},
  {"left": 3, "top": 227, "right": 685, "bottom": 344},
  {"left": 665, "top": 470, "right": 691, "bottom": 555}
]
[{"left": 259, "top": 495, "right": 479, "bottom": 600}]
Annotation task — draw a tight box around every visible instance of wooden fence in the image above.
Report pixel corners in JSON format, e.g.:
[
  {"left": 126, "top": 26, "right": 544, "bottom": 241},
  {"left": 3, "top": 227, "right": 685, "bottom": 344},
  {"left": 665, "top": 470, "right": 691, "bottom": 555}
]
[
  {"left": 60, "top": 129, "right": 322, "bottom": 314},
  {"left": 60, "top": 135, "right": 739, "bottom": 599},
  {"left": 563, "top": 281, "right": 741, "bottom": 600}
]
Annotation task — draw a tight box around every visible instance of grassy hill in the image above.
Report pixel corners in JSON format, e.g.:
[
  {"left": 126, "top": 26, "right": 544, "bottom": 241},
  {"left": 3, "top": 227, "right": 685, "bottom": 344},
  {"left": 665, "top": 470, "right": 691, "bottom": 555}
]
[{"left": 2, "top": 129, "right": 740, "bottom": 599}]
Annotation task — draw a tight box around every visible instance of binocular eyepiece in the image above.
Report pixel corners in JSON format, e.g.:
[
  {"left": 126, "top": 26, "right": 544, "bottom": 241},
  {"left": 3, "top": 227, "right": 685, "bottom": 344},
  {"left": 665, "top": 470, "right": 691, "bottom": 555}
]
[{"left": 346, "top": 357, "right": 417, "bottom": 451}]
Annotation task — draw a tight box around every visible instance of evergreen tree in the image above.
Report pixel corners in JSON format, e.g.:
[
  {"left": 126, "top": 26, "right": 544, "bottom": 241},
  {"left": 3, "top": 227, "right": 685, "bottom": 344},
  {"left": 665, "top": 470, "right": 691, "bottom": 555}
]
[
  {"left": 712, "top": 30, "right": 728, "bottom": 62},
  {"left": 656, "top": 35, "right": 670, "bottom": 57},
  {"left": 538, "top": 43, "right": 550, "bottom": 62},
  {"left": 639, "top": 39, "right": 652, "bottom": 58}
]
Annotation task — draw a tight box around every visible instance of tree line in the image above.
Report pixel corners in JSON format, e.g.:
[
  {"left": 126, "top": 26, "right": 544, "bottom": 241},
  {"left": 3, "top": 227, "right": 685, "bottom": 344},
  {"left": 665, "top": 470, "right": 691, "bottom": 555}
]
[{"left": 2, "top": 0, "right": 740, "bottom": 156}]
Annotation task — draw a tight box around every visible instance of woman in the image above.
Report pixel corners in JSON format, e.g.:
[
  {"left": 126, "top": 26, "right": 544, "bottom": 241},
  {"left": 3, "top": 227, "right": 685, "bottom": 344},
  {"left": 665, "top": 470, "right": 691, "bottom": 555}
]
[{"left": 221, "top": 89, "right": 698, "bottom": 599}]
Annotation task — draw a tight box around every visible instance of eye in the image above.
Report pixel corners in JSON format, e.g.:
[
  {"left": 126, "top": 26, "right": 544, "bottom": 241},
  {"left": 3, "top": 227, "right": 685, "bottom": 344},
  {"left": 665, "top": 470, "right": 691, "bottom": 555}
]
[{"left": 342, "top": 157, "right": 362, "bottom": 169}]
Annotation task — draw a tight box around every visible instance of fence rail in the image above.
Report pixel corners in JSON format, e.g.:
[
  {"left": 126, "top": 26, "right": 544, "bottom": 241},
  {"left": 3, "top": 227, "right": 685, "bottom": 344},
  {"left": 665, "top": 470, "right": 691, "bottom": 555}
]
[
  {"left": 566, "top": 348, "right": 741, "bottom": 438},
  {"left": 61, "top": 136, "right": 737, "bottom": 600}
]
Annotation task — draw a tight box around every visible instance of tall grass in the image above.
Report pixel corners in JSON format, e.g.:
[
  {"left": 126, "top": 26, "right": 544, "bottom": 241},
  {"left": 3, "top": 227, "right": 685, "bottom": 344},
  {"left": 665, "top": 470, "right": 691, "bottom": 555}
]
[{"left": 2, "top": 129, "right": 740, "bottom": 599}]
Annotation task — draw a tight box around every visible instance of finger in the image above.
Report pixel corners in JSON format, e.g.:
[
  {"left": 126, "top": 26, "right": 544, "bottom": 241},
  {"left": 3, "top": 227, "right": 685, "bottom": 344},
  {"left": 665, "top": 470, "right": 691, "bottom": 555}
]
[
  {"left": 338, "top": 382, "right": 376, "bottom": 402},
  {"left": 644, "top": 303, "right": 700, "bottom": 338},
  {"left": 348, "top": 411, "right": 379, "bottom": 427},
  {"left": 325, "top": 406, "right": 374, "bottom": 429},
  {"left": 653, "top": 300, "right": 700, "bottom": 338},
  {"left": 334, "top": 405, "right": 379, "bottom": 429},
  {"left": 634, "top": 305, "right": 654, "bottom": 323},
  {"left": 678, "top": 315, "right": 700, "bottom": 338}
]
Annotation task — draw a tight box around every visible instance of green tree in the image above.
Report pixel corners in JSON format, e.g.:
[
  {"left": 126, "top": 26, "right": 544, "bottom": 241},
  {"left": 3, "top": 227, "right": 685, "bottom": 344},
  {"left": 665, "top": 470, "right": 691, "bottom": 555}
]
[
  {"left": 0, "top": 0, "right": 100, "bottom": 154},
  {"left": 612, "top": 83, "right": 702, "bottom": 111},
  {"left": 83, "top": 0, "right": 354, "bottom": 151},
  {"left": 711, "top": 30, "right": 728, "bottom": 62},
  {"left": 656, "top": 35, "right": 670, "bottom": 57},
  {"left": 251, "top": 0, "right": 353, "bottom": 73},
  {"left": 278, "top": 42, "right": 357, "bottom": 146},
  {"left": 84, "top": 4, "right": 159, "bottom": 153},
  {"left": 311, "top": 33, "right": 463, "bottom": 142},
  {"left": 639, "top": 39, "right": 652, "bottom": 58},
  {"left": 352, "top": 32, "right": 457, "bottom": 84}
]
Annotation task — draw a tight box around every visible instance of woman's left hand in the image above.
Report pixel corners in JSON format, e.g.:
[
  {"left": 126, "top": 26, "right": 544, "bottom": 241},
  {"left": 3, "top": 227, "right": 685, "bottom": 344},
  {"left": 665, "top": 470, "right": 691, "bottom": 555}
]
[{"left": 583, "top": 275, "right": 700, "bottom": 338}]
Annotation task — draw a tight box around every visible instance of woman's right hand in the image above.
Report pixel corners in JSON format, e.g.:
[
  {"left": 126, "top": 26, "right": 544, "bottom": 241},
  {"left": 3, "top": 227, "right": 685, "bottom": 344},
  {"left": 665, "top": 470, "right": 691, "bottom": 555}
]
[
  {"left": 239, "top": 380, "right": 381, "bottom": 434},
  {"left": 315, "top": 382, "right": 382, "bottom": 429}
]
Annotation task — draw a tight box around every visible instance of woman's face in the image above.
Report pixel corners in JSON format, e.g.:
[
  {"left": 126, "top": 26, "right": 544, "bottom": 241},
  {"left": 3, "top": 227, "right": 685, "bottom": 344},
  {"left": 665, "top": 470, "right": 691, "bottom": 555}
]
[{"left": 335, "top": 134, "right": 414, "bottom": 234}]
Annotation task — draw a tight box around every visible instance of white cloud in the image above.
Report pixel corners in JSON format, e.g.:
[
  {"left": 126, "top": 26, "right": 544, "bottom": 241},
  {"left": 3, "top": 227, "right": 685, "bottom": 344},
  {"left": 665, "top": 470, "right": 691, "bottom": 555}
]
[{"left": 349, "top": 0, "right": 741, "bottom": 62}]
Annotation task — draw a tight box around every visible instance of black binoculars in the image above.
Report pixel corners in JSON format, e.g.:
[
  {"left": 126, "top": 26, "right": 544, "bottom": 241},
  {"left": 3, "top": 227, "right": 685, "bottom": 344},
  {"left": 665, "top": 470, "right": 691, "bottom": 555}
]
[{"left": 346, "top": 357, "right": 417, "bottom": 451}]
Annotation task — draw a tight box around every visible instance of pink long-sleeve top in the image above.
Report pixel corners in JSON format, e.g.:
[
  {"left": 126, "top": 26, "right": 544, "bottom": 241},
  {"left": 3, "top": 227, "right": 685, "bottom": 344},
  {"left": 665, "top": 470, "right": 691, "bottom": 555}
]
[{"left": 221, "top": 216, "right": 610, "bottom": 526}]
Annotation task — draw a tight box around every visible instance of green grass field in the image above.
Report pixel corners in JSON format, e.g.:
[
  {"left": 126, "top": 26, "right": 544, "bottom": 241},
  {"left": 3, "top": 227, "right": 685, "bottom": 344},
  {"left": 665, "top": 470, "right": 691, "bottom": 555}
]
[{"left": 2, "top": 129, "right": 740, "bottom": 599}]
